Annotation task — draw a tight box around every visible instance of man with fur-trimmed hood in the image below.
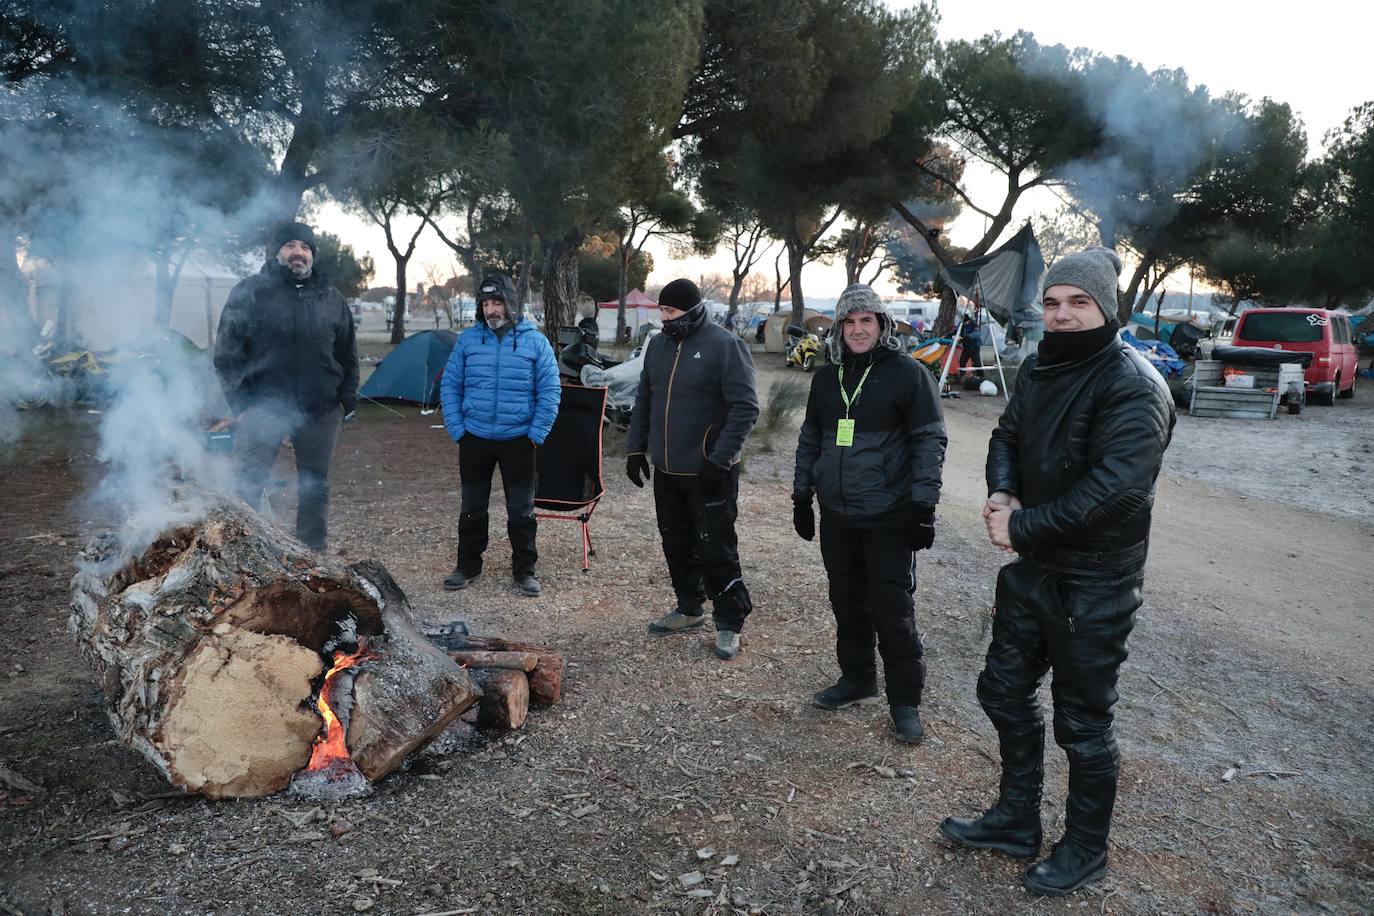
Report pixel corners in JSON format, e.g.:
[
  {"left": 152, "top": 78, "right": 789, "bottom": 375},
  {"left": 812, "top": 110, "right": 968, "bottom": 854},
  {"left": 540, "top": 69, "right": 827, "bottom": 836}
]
[{"left": 792, "top": 283, "right": 947, "bottom": 744}]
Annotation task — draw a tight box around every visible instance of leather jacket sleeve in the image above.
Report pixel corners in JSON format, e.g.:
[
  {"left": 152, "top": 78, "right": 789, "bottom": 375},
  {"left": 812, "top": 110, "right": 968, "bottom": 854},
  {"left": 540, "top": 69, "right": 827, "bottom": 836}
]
[
  {"left": 985, "top": 360, "right": 1033, "bottom": 498},
  {"left": 1008, "top": 372, "right": 1173, "bottom": 550}
]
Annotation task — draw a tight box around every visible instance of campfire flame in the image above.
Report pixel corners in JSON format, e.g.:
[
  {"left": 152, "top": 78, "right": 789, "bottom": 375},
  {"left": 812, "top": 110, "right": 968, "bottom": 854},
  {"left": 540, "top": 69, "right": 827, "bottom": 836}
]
[{"left": 304, "top": 638, "right": 376, "bottom": 773}]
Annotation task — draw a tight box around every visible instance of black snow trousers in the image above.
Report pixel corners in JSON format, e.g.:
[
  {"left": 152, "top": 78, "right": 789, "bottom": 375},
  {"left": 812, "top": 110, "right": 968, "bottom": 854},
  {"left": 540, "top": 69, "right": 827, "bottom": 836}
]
[
  {"left": 818, "top": 508, "right": 925, "bottom": 707},
  {"left": 977, "top": 559, "right": 1143, "bottom": 850},
  {"left": 457, "top": 434, "right": 538, "bottom": 578},
  {"left": 652, "top": 467, "right": 752, "bottom": 633}
]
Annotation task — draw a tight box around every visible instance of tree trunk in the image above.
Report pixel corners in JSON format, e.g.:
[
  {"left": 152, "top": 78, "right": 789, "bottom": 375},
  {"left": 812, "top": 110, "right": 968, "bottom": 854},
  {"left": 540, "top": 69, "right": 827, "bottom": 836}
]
[
  {"left": 68, "top": 499, "right": 479, "bottom": 798},
  {"left": 785, "top": 232, "right": 806, "bottom": 332},
  {"left": 516, "top": 238, "right": 534, "bottom": 312},
  {"left": 1118, "top": 255, "right": 1152, "bottom": 326},
  {"left": 392, "top": 255, "right": 409, "bottom": 344},
  {"left": 727, "top": 273, "right": 744, "bottom": 327},
  {"left": 616, "top": 241, "right": 631, "bottom": 343},
  {"left": 152, "top": 240, "right": 194, "bottom": 329},
  {"left": 541, "top": 231, "right": 582, "bottom": 339},
  {"left": 933, "top": 284, "right": 958, "bottom": 338}
]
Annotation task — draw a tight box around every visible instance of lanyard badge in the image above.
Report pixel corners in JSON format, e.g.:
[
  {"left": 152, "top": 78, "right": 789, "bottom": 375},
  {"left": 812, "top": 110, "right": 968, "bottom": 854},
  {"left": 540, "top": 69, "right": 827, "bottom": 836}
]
[{"left": 835, "top": 363, "right": 873, "bottom": 448}]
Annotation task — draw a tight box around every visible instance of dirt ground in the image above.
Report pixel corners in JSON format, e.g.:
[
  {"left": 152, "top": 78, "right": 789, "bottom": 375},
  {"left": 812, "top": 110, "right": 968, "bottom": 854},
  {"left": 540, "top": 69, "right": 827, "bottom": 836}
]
[{"left": 2, "top": 342, "right": 1372, "bottom": 916}]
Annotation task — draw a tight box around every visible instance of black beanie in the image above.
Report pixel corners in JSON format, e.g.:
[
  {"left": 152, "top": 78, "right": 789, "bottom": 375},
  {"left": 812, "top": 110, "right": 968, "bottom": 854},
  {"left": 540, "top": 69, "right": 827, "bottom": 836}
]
[
  {"left": 269, "top": 221, "right": 317, "bottom": 256},
  {"left": 658, "top": 278, "right": 702, "bottom": 311}
]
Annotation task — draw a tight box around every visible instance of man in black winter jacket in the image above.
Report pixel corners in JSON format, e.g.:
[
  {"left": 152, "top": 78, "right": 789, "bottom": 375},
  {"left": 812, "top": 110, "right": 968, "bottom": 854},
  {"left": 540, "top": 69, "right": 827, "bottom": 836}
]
[
  {"left": 940, "top": 247, "right": 1175, "bottom": 897},
  {"left": 792, "top": 283, "right": 946, "bottom": 744},
  {"left": 214, "top": 222, "right": 359, "bottom": 550},
  {"left": 626, "top": 279, "right": 759, "bottom": 660}
]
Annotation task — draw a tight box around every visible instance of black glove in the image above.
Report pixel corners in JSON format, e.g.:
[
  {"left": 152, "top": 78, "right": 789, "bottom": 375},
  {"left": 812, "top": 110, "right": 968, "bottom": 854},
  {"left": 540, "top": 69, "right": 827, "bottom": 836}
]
[
  {"left": 792, "top": 492, "right": 815, "bottom": 541},
  {"left": 698, "top": 460, "right": 731, "bottom": 498},
  {"left": 626, "top": 453, "right": 651, "bottom": 488},
  {"left": 907, "top": 503, "right": 936, "bottom": 551}
]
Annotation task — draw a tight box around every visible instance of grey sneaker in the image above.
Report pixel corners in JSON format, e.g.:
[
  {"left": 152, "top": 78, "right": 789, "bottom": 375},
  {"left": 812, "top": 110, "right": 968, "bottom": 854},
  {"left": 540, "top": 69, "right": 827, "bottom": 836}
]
[
  {"left": 514, "top": 574, "right": 542, "bottom": 597},
  {"left": 714, "top": 630, "right": 741, "bottom": 660},
  {"left": 647, "top": 608, "right": 706, "bottom": 635},
  {"left": 443, "top": 567, "right": 479, "bottom": 590}
]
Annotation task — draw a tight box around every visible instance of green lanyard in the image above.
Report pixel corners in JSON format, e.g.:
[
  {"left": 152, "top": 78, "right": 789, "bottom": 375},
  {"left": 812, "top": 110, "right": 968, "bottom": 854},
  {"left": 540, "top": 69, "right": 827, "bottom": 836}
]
[{"left": 837, "top": 363, "right": 874, "bottom": 419}]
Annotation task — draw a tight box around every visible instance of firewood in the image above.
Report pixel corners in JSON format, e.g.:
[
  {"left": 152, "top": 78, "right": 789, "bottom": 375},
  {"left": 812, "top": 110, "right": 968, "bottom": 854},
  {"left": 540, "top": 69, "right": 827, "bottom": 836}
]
[
  {"left": 446, "top": 650, "right": 538, "bottom": 672},
  {"left": 69, "top": 498, "right": 478, "bottom": 797},
  {"left": 447, "top": 635, "right": 564, "bottom": 706},
  {"left": 468, "top": 668, "right": 529, "bottom": 730}
]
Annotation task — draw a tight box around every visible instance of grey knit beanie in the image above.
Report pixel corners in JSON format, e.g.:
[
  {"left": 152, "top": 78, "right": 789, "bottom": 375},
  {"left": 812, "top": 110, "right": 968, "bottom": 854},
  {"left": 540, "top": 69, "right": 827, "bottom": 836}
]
[
  {"left": 829, "top": 283, "right": 901, "bottom": 362},
  {"left": 1042, "top": 246, "right": 1123, "bottom": 322}
]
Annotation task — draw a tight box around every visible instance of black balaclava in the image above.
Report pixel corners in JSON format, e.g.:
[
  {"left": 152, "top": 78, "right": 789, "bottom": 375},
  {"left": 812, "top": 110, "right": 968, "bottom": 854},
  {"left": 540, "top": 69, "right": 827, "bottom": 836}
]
[{"left": 659, "top": 278, "right": 707, "bottom": 341}]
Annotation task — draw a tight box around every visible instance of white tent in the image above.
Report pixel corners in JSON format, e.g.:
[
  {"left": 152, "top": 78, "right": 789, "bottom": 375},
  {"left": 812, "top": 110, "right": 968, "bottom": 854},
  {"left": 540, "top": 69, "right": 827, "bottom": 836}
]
[{"left": 27, "top": 255, "right": 245, "bottom": 349}]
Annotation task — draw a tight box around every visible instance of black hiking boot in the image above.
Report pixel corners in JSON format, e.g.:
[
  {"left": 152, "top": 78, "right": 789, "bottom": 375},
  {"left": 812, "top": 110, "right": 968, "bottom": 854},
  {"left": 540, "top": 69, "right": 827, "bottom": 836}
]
[
  {"left": 443, "top": 567, "right": 479, "bottom": 590},
  {"left": 811, "top": 678, "right": 881, "bottom": 711},
  {"left": 890, "top": 705, "right": 924, "bottom": 745},
  {"left": 1023, "top": 838, "right": 1107, "bottom": 896},
  {"left": 513, "top": 574, "right": 542, "bottom": 597},
  {"left": 940, "top": 801, "right": 1043, "bottom": 858}
]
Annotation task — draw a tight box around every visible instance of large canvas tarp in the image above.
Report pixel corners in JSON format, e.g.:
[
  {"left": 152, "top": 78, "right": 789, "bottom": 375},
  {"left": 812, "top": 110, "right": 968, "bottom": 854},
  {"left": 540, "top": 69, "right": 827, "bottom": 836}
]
[{"left": 944, "top": 224, "right": 1046, "bottom": 328}]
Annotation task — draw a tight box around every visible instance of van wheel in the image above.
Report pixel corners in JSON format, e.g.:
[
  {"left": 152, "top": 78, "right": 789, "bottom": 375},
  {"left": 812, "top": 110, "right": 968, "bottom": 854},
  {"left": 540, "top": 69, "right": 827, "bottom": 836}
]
[
  {"left": 1317, "top": 378, "right": 1337, "bottom": 406},
  {"left": 1339, "top": 373, "right": 1355, "bottom": 399}
]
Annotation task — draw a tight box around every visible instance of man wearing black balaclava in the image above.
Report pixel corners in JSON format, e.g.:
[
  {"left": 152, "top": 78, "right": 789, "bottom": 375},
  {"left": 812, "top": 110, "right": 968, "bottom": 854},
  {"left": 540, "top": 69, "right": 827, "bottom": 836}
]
[
  {"left": 214, "top": 221, "right": 358, "bottom": 551},
  {"left": 940, "top": 247, "right": 1175, "bottom": 897},
  {"left": 626, "top": 279, "right": 759, "bottom": 660}
]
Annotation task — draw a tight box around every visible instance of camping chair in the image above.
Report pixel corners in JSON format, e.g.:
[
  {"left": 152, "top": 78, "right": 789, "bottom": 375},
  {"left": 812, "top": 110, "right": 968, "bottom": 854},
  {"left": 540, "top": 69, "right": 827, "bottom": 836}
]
[{"left": 534, "top": 383, "right": 608, "bottom": 573}]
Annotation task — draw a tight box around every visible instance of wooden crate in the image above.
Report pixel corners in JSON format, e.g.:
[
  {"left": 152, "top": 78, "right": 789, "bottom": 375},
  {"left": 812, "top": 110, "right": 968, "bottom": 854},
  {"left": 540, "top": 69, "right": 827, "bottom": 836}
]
[{"left": 1189, "top": 360, "right": 1304, "bottom": 419}]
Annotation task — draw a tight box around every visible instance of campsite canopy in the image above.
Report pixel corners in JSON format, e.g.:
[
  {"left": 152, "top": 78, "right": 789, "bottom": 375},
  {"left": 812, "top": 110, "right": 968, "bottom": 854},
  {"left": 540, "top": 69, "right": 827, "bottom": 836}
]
[
  {"left": 359, "top": 329, "right": 456, "bottom": 406},
  {"left": 595, "top": 289, "right": 660, "bottom": 342},
  {"left": 944, "top": 223, "right": 1046, "bottom": 329}
]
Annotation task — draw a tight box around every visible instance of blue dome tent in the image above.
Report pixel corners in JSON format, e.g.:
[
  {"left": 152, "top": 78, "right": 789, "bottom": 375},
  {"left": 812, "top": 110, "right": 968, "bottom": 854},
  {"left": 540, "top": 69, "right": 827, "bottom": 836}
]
[{"left": 359, "top": 329, "right": 457, "bottom": 407}]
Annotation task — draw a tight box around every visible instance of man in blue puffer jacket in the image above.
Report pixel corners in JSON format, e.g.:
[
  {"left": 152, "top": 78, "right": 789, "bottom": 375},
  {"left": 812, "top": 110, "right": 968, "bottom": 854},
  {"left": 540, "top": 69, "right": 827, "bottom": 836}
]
[{"left": 439, "top": 273, "right": 560, "bottom": 596}]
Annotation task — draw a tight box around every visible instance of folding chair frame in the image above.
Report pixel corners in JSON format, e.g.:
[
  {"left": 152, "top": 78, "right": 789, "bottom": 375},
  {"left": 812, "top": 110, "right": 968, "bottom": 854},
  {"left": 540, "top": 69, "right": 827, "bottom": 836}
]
[
  {"left": 535, "top": 495, "right": 601, "bottom": 573},
  {"left": 534, "top": 383, "right": 608, "bottom": 574}
]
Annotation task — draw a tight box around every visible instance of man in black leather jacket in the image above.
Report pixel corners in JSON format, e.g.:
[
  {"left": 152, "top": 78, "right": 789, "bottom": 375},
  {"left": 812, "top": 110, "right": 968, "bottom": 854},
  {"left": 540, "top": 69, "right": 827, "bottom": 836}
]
[
  {"left": 940, "top": 247, "right": 1175, "bottom": 896},
  {"left": 792, "top": 284, "right": 946, "bottom": 744},
  {"left": 214, "top": 222, "right": 358, "bottom": 550}
]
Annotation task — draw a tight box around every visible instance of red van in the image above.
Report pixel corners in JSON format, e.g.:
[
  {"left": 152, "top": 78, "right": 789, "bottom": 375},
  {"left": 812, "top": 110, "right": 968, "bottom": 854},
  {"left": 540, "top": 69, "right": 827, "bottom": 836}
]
[{"left": 1231, "top": 308, "right": 1358, "bottom": 405}]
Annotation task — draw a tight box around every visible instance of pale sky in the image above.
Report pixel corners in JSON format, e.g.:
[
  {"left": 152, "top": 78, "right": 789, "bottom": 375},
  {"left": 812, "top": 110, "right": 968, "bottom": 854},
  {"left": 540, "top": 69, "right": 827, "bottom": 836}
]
[{"left": 317, "top": 0, "right": 1373, "bottom": 299}]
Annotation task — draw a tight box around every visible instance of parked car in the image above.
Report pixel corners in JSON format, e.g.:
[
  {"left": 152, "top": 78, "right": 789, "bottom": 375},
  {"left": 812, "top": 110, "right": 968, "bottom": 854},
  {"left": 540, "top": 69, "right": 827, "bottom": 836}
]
[{"left": 1230, "top": 308, "right": 1358, "bottom": 405}]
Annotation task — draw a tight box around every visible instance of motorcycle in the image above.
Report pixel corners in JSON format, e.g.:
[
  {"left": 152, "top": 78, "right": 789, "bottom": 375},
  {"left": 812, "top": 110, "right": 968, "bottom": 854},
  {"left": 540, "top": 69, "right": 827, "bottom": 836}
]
[
  {"left": 785, "top": 330, "right": 824, "bottom": 372},
  {"left": 556, "top": 317, "right": 621, "bottom": 382}
]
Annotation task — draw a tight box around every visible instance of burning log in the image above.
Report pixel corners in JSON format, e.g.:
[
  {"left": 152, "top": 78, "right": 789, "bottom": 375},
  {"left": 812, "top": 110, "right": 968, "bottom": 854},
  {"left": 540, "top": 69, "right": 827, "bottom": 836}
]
[{"left": 69, "top": 499, "right": 479, "bottom": 798}]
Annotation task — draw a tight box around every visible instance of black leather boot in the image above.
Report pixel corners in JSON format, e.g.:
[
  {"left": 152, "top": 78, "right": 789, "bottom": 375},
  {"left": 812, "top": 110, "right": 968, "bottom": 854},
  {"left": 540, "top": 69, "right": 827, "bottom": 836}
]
[
  {"left": 939, "top": 799, "right": 1042, "bottom": 857},
  {"left": 1023, "top": 838, "right": 1107, "bottom": 895},
  {"left": 940, "top": 725, "right": 1044, "bottom": 857},
  {"left": 1025, "top": 730, "right": 1117, "bottom": 894}
]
